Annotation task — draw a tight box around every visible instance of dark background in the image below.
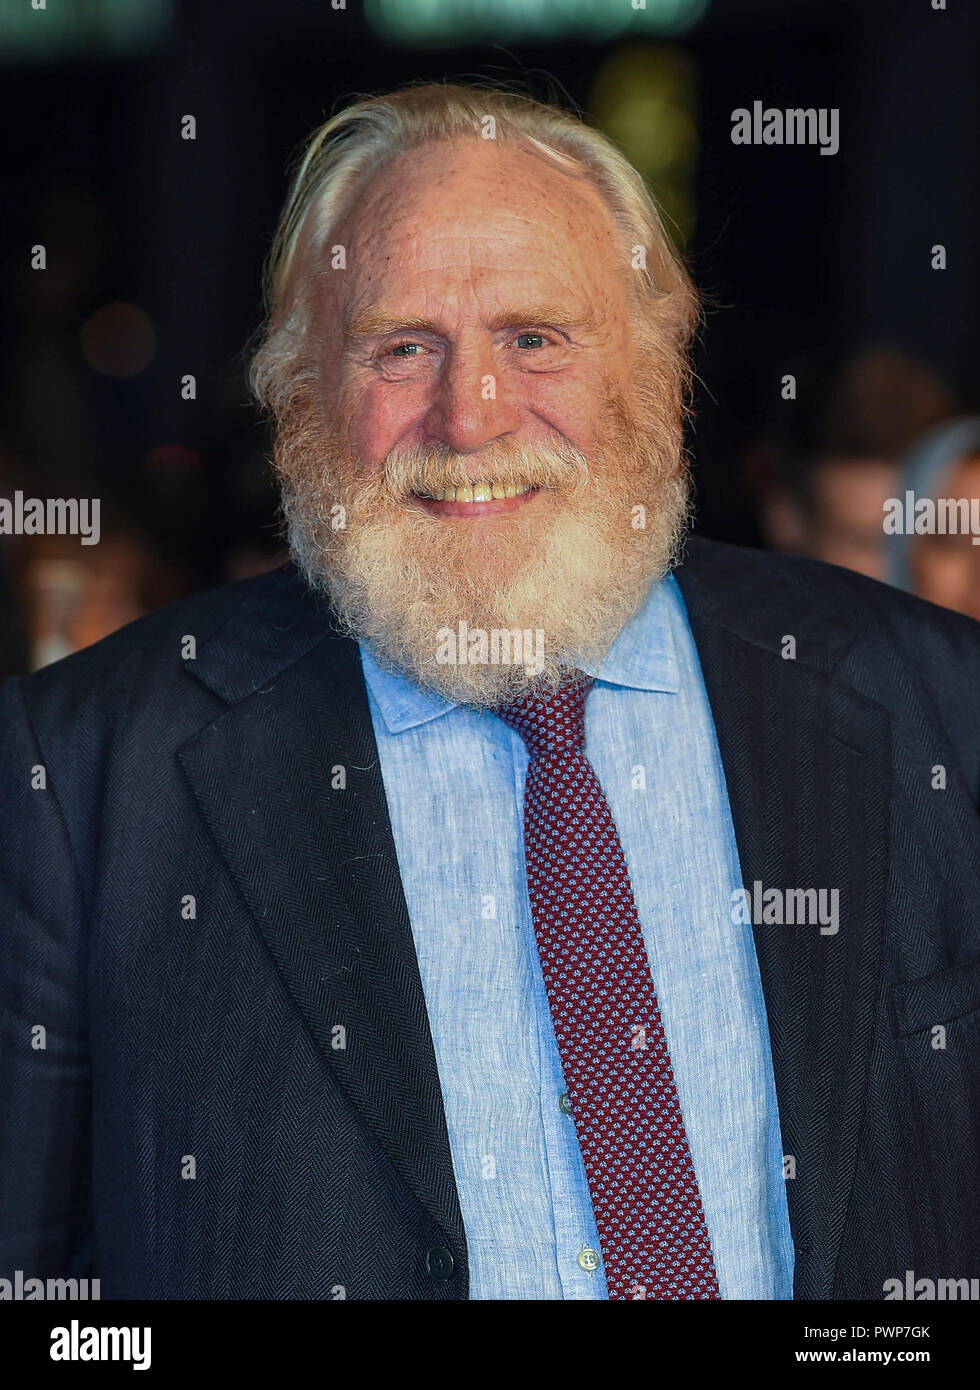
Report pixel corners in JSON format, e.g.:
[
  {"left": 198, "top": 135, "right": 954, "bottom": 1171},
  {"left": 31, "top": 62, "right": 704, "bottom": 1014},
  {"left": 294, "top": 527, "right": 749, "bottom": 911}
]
[{"left": 1, "top": 0, "right": 976, "bottom": 671}]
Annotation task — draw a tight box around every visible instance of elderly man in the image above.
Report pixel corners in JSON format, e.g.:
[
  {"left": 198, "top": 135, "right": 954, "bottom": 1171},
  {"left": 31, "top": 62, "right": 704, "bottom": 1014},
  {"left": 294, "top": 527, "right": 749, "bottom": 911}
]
[{"left": 1, "top": 83, "right": 978, "bottom": 1302}]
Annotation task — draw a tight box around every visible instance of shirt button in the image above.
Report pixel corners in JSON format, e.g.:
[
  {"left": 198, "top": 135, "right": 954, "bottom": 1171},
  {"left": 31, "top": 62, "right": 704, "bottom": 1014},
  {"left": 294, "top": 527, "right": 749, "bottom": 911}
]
[
  {"left": 559, "top": 1091, "right": 573, "bottom": 1114},
  {"left": 426, "top": 1247, "right": 454, "bottom": 1281},
  {"left": 577, "top": 1248, "right": 601, "bottom": 1272}
]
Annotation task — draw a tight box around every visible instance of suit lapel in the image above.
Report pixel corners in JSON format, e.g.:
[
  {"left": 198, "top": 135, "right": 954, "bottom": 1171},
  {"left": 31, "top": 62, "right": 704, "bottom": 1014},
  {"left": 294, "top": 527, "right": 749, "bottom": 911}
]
[
  {"left": 176, "top": 566, "right": 467, "bottom": 1276},
  {"left": 676, "top": 538, "right": 890, "bottom": 1299}
]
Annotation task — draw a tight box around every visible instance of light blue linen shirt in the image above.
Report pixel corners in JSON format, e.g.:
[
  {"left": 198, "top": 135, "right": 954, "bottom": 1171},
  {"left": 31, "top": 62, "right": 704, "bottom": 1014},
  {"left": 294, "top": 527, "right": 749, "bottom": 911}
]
[{"left": 358, "top": 573, "right": 795, "bottom": 1299}]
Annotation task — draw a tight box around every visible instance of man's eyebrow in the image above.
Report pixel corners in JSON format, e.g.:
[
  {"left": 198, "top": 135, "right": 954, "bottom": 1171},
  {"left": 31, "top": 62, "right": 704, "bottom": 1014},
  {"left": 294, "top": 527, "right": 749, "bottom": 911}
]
[
  {"left": 487, "top": 305, "right": 599, "bottom": 334},
  {"left": 344, "top": 305, "right": 598, "bottom": 339},
  {"left": 345, "top": 312, "right": 438, "bottom": 339}
]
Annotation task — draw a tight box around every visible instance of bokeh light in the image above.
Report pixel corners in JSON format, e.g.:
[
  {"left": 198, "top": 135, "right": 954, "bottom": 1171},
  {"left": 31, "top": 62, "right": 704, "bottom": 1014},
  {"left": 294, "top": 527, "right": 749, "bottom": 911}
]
[
  {"left": 366, "top": 0, "right": 709, "bottom": 47},
  {"left": 80, "top": 302, "right": 156, "bottom": 378},
  {"left": 590, "top": 45, "right": 700, "bottom": 246}
]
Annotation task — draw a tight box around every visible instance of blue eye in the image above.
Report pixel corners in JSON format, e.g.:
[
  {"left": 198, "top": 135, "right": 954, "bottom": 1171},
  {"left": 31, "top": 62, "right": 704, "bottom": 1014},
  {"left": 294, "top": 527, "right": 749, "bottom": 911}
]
[
  {"left": 391, "top": 342, "right": 422, "bottom": 356},
  {"left": 516, "top": 333, "right": 546, "bottom": 350}
]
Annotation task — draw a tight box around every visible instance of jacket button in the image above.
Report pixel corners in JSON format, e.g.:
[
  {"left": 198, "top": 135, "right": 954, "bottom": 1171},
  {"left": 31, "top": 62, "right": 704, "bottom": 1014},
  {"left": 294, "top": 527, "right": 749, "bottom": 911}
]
[{"left": 426, "top": 1247, "right": 454, "bottom": 1281}]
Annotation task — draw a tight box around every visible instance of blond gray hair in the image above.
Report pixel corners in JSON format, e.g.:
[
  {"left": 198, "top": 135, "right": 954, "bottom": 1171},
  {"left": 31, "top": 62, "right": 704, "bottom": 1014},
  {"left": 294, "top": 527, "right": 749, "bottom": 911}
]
[{"left": 246, "top": 80, "right": 699, "bottom": 418}]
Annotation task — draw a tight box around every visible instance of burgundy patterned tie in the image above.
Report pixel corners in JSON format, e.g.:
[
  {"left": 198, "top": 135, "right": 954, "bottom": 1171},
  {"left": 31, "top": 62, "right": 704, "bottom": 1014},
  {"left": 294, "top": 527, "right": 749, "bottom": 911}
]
[{"left": 497, "top": 673, "right": 720, "bottom": 1300}]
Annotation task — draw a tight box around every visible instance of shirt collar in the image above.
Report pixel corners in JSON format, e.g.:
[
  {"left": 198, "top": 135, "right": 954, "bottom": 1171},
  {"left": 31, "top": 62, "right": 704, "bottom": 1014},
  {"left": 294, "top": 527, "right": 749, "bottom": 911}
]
[{"left": 359, "top": 573, "right": 681, "bottom": 735}]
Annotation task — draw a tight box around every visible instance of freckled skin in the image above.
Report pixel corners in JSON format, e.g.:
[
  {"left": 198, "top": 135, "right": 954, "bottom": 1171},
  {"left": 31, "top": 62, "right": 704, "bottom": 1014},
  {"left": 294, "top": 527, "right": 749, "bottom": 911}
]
[{"left": 316, "top": 138, "right": 635, "bottom": 473}]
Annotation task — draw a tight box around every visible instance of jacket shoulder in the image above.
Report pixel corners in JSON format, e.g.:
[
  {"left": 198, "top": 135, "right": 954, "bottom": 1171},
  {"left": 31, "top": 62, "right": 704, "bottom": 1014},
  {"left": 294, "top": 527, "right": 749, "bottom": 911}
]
[
  {"left": 15, "top": 566, "right": 292, "bottom": 696},
  {"left": 679, "top": 535, "right": 980, "bottom": 798},
  {"left": 0, "top": 564, "right": 336, "bottom": 888},
  {"left": 681, "top": 534, "right": 980, "bottom": 653},
  {"left": 0, "top": 563, "right": 331, "bottom": 796}
]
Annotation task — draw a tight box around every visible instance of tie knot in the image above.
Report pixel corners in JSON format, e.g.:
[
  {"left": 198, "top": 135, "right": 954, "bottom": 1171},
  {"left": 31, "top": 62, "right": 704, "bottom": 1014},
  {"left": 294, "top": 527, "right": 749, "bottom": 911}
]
[{"left": 495, "top": 673, "right": 594, "bottom": 759}]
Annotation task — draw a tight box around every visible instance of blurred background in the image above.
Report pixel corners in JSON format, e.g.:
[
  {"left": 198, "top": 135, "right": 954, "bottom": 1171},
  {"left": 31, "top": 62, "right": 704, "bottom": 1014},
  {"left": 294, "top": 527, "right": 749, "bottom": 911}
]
[{"left": 1, "top": 0, "right": 977, "bottom": 676}]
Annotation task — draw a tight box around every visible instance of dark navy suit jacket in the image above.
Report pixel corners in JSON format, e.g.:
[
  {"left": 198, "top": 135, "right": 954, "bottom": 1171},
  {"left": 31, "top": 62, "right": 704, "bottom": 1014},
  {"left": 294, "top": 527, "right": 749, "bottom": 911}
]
[{"left": 1, "top": 536, "right": 979, "bottom": 1299}]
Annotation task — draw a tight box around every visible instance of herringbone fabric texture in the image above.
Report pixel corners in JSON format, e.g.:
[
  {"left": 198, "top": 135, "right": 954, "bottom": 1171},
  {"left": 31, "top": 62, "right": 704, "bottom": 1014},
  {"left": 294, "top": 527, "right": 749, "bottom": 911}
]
[{"left": 498, "top": 674, "right": 721, "bottom": 1300}]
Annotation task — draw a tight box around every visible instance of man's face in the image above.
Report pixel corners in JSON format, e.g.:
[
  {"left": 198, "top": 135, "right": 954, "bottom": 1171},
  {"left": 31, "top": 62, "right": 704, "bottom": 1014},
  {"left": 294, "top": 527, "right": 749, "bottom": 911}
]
[
  {"left": 324, "top": 137, "right": 633, "bottom": 489},
  {"left": 272, "top": 137, "right": 691, "bottom": 705}
]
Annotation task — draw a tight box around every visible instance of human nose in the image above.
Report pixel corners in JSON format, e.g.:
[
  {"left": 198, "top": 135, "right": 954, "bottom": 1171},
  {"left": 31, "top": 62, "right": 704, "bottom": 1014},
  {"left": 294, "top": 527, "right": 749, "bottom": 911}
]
[{"left": 422, "top": 341, "right": 522, "bottom": 453}]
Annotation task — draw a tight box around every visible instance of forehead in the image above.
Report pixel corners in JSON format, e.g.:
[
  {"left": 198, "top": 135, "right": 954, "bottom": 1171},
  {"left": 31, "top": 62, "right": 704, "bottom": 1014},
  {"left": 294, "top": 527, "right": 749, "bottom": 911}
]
[{"left": 328, "top": 137, "right": 626, "bottom": 321}]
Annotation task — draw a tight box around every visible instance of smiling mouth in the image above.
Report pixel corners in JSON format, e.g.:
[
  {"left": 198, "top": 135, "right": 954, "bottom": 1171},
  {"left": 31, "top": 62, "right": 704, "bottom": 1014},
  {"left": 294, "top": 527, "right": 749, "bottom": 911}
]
[
  {"left": 414, "top": 481, "right": 534, "bottom": 502},
  {"left": 411, "top": 482, "right": 544, "bottom": 517}
]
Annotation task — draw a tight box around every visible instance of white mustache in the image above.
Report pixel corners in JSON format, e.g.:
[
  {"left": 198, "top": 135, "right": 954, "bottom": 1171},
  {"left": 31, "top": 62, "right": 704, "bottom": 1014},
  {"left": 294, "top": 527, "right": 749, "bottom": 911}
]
[{"left": 378, "top": 441, "right": 592, "bottom": 502}]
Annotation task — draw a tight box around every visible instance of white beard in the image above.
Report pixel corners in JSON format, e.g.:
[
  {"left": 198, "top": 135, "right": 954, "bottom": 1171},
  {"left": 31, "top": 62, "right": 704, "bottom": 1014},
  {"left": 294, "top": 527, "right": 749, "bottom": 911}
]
[{"left": 273, "top": 380, "right": 692, "bottom": 707}]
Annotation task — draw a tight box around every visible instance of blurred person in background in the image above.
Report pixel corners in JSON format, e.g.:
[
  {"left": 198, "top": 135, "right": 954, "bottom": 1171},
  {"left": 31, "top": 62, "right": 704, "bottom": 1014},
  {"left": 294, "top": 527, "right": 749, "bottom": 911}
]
[
  {"left": 6, "top": 519, "right": 187, "bottom": 671},
  {"left": 888, "top": 417, "right": 980, "bottom": 623},
  {"left": 759, "top": 346, "right": 958, "bottom": 582}
]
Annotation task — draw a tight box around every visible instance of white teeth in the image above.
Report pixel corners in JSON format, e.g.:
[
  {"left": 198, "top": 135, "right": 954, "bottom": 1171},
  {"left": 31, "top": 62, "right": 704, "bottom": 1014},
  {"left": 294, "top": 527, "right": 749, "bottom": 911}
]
[{"left": 417, "top": 481, "right": 536, "bottom": 503}]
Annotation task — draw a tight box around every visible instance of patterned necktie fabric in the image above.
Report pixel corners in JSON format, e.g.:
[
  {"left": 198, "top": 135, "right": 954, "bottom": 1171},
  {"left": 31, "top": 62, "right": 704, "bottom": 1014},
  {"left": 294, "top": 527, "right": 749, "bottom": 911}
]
[{"left": 496, "top": 673, "right": 721, "bottom": 1300}]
